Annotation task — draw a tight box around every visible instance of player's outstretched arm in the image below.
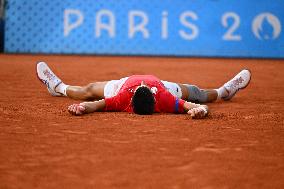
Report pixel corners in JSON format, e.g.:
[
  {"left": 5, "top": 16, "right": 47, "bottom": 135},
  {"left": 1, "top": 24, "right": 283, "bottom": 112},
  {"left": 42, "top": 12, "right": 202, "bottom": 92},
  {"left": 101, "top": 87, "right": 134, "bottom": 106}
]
[
  {"left": 68, "top": 99, "right": 106, "bottom": 116},
  {"left": 183, "top": 101, "right": 208, "bottom": 119}
]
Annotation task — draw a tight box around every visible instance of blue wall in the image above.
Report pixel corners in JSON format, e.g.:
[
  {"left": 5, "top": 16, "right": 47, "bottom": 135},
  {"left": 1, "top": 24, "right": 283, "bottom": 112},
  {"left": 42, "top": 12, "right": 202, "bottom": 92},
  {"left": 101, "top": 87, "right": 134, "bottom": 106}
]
[
  {"left": 4, "top": 0, "right": 284, "bottom": 58},
  {"left": 0, "top": 19, "right": 3, "bottom": 52}
]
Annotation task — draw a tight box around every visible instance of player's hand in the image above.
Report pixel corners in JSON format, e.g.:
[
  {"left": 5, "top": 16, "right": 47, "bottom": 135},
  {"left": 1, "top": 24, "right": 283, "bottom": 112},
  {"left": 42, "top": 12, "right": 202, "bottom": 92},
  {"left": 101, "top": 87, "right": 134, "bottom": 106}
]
[
  {"left": 68, "top": 103, "right": 86, "bottom": 116},
  {"left": 187, "top": 105, "right": 208, "bottom": 119}
]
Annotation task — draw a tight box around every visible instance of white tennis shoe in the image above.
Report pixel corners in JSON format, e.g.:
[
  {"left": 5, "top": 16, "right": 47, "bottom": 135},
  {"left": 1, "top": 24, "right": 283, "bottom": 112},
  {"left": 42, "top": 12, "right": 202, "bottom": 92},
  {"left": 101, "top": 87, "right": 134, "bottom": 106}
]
[
  {"left": 222, "top": 69, "right": 251, "bottom": 101},
  {"left": 36, "top": 61, "right": 63, "bottom": 96}
]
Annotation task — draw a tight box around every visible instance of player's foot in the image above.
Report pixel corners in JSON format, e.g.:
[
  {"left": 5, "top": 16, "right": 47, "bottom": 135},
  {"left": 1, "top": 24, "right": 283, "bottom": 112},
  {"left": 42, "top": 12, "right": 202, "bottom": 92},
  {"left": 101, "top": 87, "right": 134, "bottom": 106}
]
[
  {"left": 222, "top": 69, "right": 251, "bottom": 101},
  {"left": 36, "top": 61, "right": 63, "bottom": 96}
]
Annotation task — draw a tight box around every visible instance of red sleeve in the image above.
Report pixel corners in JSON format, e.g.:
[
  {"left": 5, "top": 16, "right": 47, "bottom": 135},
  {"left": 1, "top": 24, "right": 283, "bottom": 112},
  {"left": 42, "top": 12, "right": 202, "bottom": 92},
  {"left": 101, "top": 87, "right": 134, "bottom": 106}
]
[
  {"left": 104, "top": 92, "right": 131, "bottom": 112},
  {"left": 104, "top": 96, "right": 121, "bottom": 111},
  {"left": 156, "top": 91, "right": 186, "bottom": 113}
]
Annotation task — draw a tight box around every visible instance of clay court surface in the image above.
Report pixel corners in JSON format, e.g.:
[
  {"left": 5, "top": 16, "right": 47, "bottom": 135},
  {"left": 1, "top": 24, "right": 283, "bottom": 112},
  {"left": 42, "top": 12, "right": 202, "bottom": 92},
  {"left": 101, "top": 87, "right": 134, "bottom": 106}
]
[{"left": 0, "top": 54, "right": 283, "bottom": 189}]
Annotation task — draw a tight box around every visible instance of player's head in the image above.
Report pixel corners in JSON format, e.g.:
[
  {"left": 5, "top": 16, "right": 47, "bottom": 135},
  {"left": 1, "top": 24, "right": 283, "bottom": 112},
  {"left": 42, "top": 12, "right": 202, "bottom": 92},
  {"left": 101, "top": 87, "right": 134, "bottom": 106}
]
[{"left": 132, "top": 82, "right": 155, "bottom": 115}]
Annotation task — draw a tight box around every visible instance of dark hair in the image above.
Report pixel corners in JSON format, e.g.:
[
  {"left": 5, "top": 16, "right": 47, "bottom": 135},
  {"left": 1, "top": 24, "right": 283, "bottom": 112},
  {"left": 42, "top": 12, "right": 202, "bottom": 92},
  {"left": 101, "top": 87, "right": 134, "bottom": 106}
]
[{"left": 132, "top": 86, "right": 155, "bottom": 115}]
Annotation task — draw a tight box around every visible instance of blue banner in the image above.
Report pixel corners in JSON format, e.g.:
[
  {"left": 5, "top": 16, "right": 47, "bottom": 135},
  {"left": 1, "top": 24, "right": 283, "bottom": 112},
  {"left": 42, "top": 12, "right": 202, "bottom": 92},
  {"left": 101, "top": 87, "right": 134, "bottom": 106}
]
[{"left": 4, "top": 0, "right": 284, "bottom": 58}]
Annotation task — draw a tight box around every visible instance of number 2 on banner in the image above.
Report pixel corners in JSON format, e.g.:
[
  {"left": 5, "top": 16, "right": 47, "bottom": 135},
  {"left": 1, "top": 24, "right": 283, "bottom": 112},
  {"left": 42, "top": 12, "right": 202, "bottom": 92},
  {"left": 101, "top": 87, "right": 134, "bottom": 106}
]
[{"left": 222, "top": 12, "right": 241, "bottom": 41}]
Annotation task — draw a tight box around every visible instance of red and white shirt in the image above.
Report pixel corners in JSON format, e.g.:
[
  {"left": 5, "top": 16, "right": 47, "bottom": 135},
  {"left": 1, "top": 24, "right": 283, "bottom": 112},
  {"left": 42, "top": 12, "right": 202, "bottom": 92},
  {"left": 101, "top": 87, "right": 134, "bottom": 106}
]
[{"left": 104, "top": 75, "right": 185, "bottom": 113}]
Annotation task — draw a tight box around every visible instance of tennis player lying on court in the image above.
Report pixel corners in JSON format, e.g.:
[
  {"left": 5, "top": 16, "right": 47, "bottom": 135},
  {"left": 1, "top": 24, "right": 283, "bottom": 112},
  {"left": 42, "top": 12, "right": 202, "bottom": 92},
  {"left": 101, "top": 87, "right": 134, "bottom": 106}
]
[{"left": 36, "top": 62, "right": 251, "bottom": 119}]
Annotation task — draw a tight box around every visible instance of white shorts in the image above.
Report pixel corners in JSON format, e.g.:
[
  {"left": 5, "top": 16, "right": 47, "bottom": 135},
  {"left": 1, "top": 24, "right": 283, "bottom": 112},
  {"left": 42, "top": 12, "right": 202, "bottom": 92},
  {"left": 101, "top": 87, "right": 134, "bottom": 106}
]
[
  {"left": 161, "top": 80, "right": 182, "bottom": 98},
  {"left": 104, "top": 77, "right": 129, "bottom": 98},
  {"left": 104, "top": 77, "right": 182, "bottom": 98}
]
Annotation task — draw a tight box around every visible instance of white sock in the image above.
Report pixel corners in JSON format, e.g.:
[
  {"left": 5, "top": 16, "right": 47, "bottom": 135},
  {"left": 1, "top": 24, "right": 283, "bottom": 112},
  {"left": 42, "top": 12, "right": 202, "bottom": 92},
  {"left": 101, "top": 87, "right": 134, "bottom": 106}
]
[
  {"left": 215, "top": 86, "right": 228, "bottom": 99},
  {"left": 55, "top": 83, "right": 69, "bottom": 96}
]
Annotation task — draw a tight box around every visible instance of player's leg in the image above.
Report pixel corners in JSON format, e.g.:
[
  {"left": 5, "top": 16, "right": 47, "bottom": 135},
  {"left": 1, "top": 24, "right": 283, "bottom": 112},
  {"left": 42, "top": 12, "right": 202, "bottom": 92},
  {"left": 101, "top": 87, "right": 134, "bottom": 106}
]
[
  {"left": 65, "top": 82, "right": 107, "bottom": 100},
  {"left": 176, "top": 69, "right": 251, "bottom": 103},
  {"left": 36, "top": 61, "right": 107, "bottom": 100},
  {"left": 162, "top": 69, "right": 251, "bottom": 103},
  {"left": 178, "top": 84, "right": 218, "bottom": 102}
]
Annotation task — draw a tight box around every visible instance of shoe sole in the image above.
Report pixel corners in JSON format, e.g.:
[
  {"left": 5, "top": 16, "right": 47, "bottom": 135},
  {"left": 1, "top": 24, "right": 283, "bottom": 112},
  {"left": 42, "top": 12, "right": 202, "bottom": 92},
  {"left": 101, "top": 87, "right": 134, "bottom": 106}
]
[{"left": 239, "top": 69, "right": 252, "bottom": 90}]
